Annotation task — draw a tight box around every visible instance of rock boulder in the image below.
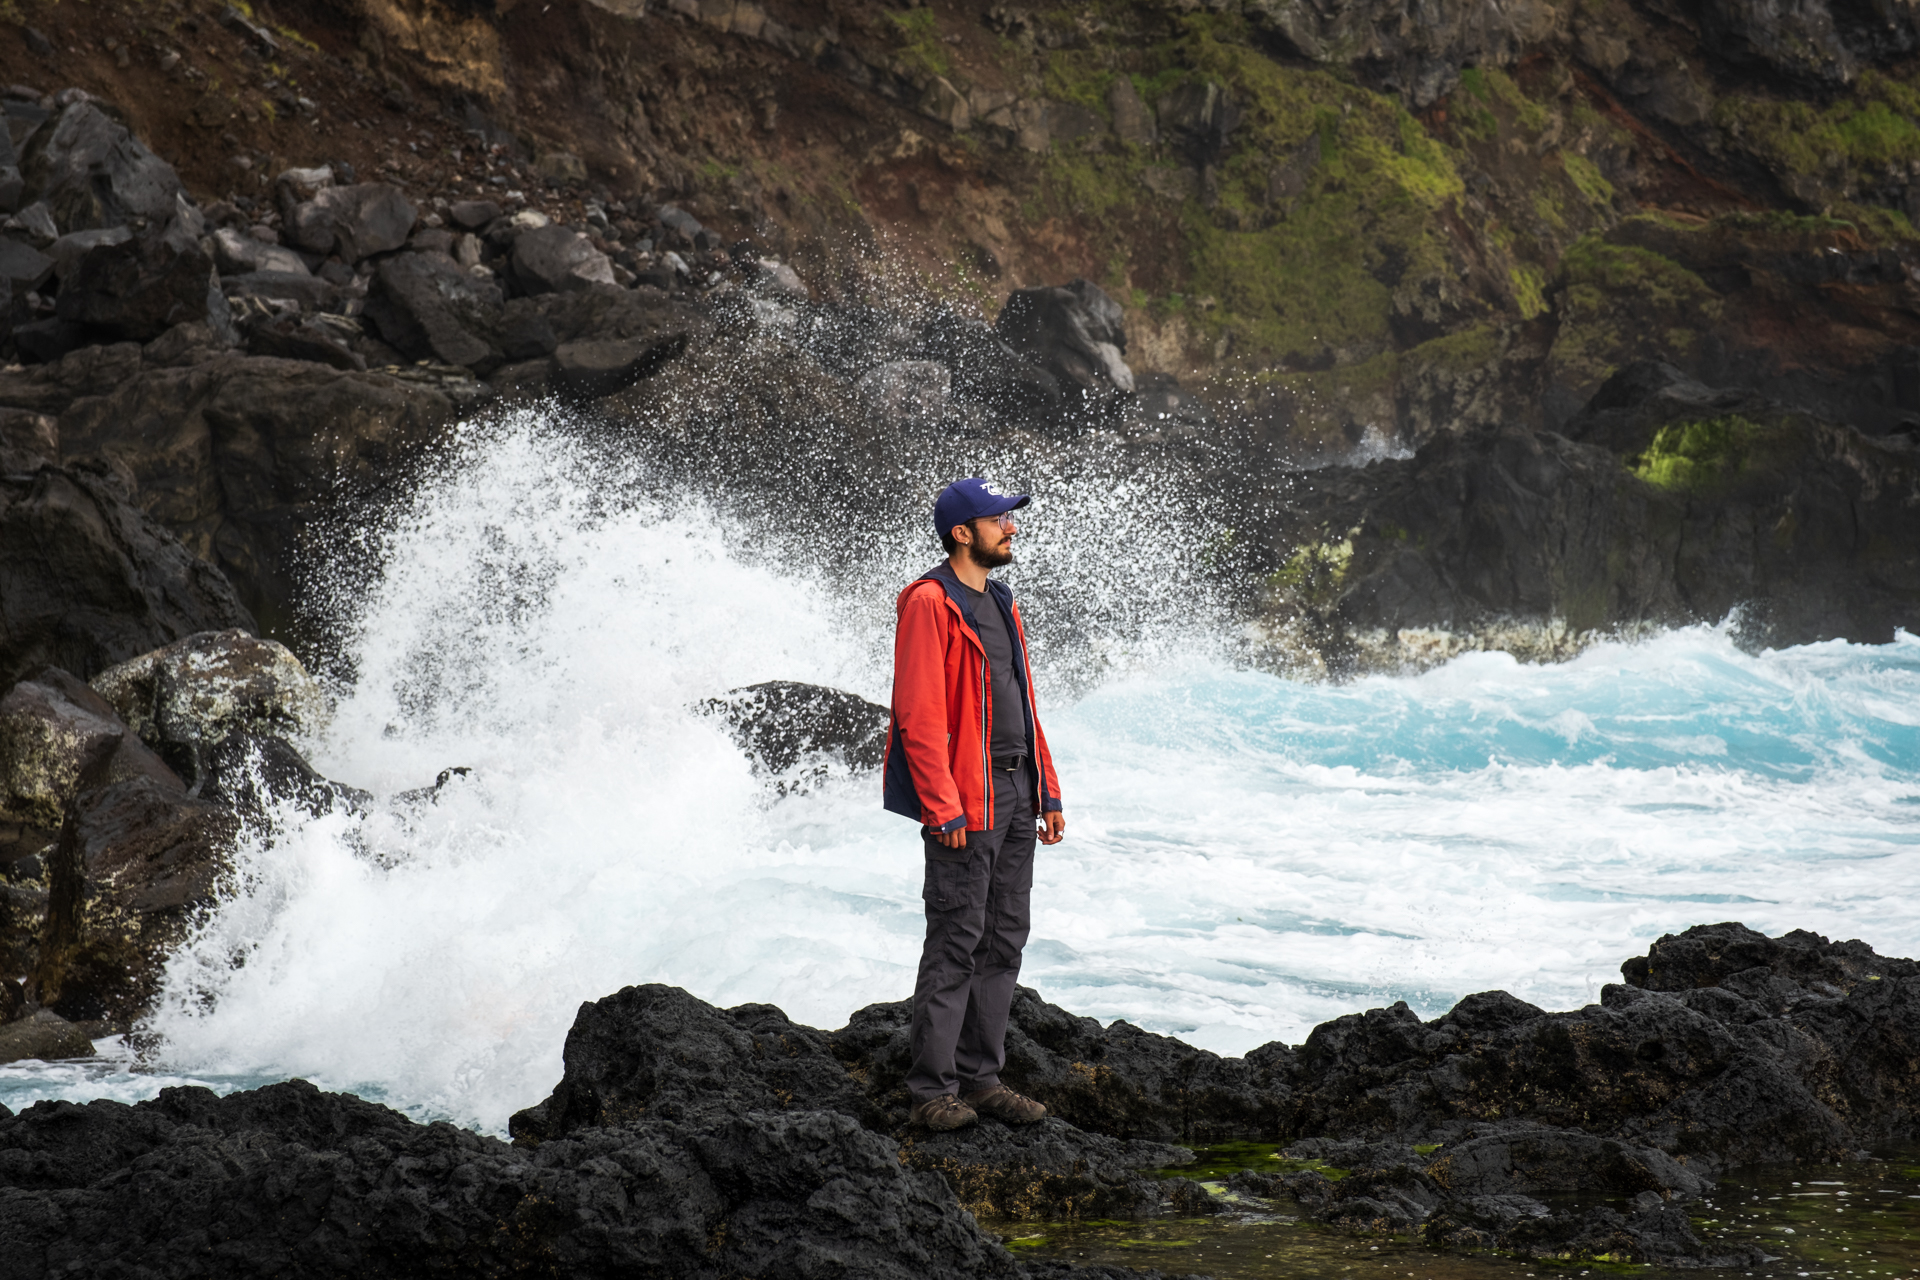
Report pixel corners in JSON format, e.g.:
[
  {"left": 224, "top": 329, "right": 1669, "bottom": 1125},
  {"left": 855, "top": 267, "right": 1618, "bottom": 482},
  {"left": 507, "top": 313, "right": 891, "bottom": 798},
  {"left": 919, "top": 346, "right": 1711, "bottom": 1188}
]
[
  {"left": 0, "top": 1008, "right": 92, "bottom": 1065},
  {"left": 832, "top": 986, "right": 1293, "bottom": 1142},
  {"left": 993, "top": 280, "right": 1134, "bottom": 416},
  {"left": 30, "top": 771, "right": 236, "bottom": 1022},
  {"left": 0, "top": 466, "right": 255, "bottom": 689},
  {"left": 510, "top": 983, "right": 885, "bottom": 1141},
  {"left": 511, "top": 224, "right": 616, "bottom": 295},
  {"left": 55, "top": 234, "right": 228, "bottom": 344},
  {"left": 48, "top": 355, "right": 482, "bottom": 627},
  {"left": 0, "top": 409, "right": 57, "bottom": 472},
  {"left": 913, "top": 307, "right": 1064, "bottom": 423},
  {"left": 0, "top": 1081, "right": 1032, "bottom": 1280},
  {"left": 14, "top": 102, "right": 185, "bottom": 232},
  {"left": 285, "top": 182, "right": 415, "bottom": 263},
  {"left": 0, "top": 668, "right": 180, "bottom": 830},
  {"left": 363, "top": 251, "right": 505, "bottom": 370},
  {"left": 702, "top": 680, "right": 890, "bottom": 775},
  {"left": 91, "top": 629, "right": 322, "bottom": 775},
  {"left": 209, "top": 226, "right": 310, "bottom": 277}
]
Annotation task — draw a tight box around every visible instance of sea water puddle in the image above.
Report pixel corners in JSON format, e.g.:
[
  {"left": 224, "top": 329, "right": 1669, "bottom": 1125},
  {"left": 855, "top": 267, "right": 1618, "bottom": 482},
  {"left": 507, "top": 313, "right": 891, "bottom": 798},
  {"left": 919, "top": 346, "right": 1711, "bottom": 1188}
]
[{"left": 994, "top": 1146, "right": 1920, "bottom": 1280}]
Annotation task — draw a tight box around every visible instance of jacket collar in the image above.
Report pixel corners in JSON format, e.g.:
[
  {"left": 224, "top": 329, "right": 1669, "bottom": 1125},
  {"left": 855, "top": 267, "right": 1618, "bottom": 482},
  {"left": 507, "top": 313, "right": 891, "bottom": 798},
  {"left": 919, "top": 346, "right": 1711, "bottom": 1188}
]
[{"left": 920, "top": 562, "right": 1012, "bottom": 622}]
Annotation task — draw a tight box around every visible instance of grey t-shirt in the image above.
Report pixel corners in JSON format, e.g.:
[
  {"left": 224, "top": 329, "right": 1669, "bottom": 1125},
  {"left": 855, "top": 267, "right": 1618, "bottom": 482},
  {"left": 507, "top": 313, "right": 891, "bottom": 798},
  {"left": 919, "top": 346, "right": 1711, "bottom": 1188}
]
[{"left": 961, "top": 582, "right": 1031, "bottom": 760}]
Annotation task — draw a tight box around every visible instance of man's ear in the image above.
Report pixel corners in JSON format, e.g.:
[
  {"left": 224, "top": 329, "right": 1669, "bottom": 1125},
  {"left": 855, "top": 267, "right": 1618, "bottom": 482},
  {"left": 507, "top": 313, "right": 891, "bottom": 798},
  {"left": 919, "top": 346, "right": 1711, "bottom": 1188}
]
[{"left": 952, "top": 522, "right": 971, "bottom": 546}]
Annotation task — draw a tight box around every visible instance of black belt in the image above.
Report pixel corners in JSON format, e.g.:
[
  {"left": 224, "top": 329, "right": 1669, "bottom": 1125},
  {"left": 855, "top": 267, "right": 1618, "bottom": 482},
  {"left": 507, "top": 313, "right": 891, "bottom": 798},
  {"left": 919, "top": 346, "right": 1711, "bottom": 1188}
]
[{"left": 992, "top": 754, "right": 1028, "bottom": 771}]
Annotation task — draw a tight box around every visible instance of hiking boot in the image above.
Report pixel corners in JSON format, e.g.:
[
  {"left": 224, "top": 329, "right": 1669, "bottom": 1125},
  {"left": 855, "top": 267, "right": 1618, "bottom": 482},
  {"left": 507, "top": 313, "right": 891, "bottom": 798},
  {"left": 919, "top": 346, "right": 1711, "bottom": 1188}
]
[
  {"left": 909, "top": 1094, "right": 978, "bottom": 1131},
  {"left": 962, "top": 1085, "right": 1047, "bottom": 1125}
]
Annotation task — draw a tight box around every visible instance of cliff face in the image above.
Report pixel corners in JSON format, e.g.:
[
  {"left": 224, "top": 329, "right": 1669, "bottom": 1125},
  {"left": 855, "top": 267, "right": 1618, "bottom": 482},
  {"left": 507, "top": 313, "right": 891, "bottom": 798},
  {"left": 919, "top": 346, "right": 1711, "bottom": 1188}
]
[{"left": 9, "top": 0, "right": 1920, "bottom": 458}]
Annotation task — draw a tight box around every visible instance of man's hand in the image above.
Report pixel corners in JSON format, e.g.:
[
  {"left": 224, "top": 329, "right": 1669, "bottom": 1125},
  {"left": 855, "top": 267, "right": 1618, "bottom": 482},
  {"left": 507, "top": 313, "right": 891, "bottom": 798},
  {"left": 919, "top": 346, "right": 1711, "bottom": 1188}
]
[
  {"left": 1039, "top": 811, "right": 1065, "bottom": 845},
  {"left": 935, "top": 826, "right": 967, "bottom": 849}
]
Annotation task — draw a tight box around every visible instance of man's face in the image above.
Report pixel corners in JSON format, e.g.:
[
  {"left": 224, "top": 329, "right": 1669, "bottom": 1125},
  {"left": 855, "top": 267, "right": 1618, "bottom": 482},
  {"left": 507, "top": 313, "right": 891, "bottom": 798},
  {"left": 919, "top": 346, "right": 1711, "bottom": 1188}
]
[{"left": 961, "top": 511, "right": 1016, "bottom": 568}]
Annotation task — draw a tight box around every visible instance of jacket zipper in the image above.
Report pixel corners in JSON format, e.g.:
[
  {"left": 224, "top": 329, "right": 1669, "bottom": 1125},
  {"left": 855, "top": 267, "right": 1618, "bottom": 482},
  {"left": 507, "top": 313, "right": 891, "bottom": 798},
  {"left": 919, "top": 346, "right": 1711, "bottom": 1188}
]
[{"left": 979, "top": 654, "right": 990, "bottom": 830}]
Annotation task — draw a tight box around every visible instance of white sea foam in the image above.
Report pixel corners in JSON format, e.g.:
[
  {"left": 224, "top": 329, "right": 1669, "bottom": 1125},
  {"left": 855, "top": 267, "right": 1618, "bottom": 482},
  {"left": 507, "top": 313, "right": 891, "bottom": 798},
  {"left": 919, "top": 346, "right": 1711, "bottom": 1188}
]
[{"left": 5, "top": 416, "right": 1917, "bottom": 1133}]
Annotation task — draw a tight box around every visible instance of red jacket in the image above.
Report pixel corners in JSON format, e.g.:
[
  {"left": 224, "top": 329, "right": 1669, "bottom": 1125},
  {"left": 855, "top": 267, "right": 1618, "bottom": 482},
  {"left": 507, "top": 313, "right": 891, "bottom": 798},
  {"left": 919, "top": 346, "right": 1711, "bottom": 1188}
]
[{"left": 882, "top": 562, "right": 1063, "bottom": 833}]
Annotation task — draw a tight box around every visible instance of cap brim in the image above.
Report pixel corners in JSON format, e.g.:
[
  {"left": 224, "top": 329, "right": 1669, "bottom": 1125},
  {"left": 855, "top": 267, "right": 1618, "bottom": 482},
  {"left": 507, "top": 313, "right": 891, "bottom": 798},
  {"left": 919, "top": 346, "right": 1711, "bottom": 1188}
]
[{"left": 979, "top": 493, "right": 1030, "bottom": 516}]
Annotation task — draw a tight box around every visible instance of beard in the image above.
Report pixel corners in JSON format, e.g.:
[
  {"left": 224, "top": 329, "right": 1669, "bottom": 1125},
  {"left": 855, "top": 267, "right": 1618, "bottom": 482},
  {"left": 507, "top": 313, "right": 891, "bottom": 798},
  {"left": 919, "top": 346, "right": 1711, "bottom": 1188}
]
[{"left": 966, "top": 537, "right": 1014, "bottom": 569}]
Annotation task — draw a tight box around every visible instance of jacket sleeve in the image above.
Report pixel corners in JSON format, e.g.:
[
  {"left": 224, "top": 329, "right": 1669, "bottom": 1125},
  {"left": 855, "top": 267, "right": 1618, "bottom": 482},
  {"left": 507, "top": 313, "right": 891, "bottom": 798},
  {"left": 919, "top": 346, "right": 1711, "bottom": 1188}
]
[
  {"left": 1033, "top": 717, "right": 1063, "bottom": 814},
  {"left": 894, "top": 585, "right": 967, "bottom": 833}
]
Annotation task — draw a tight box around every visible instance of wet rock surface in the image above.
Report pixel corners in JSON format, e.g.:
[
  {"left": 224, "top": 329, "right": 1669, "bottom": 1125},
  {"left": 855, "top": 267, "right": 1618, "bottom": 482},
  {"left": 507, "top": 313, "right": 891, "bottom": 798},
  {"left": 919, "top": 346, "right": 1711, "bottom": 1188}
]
[
  {"left": 0, "top": 926, "right": 1912, "bottom": 1270},
  {"left": 0, "top": 632, "right": 380, "bottom": 1028},
  {"left": 0, "top": 466, "right": 254, "bottom": 689},
  {"left": 832, "top": 987, "right": 1294, "bottom": 1143},
  {"left": 0, "top": 1008, "right": 91, "bottom": 1066},
  {"left": 993, "top": 278, "right": 1135, "bottom": 415},
  {"left": 90, "top": 628, "right": 322, "bottom": 779},
  {"left": 500, "top": 924, "right": 1920, "bottom": 1266},
  {"left": 704, "top": 680, "right": 890, "bottom": 776},
  {"left": 0, "top": 1081, "right": 1042, "bottom": 1280},
  {"left": 1257, "top": 389, "right": 1920, "bottom": 673}
]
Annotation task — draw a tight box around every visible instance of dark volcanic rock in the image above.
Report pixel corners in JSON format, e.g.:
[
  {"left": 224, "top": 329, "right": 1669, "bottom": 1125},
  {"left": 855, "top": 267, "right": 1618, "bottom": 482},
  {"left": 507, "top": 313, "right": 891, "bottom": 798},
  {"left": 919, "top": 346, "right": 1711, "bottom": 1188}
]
[
  {"left": 0, "top": 236, "right": 53, "bottom": 292},
  {"left": 0, "top": 409, "right": 57, "bottom": 473},
  {"left": 364, "top": 251, "right": 506, "bottom": 370},
  {"left": 1262, "top": 415, "right": 1920, "bottom": 666},
  {"left": 446, "top": 198, "right": 501, "bottom": 229},
  {"left": 54, "top": 234, "right": 227, "bottom": 344},
  {"left": 0, "top": 667, "right": 181, "bottom": 830},
  {"left": 912, "top": 307, "right": 1065, "bottom": 423},
  {"left": 553, "top": 335, "right": 681, "bottom": 400},
  {"left": 1280, "top": 925, "right": 1920, "bottom": 1166},
  {"left": 1155, "top": 81, "right": 1242, "bottom": 167},
  {"left": 0, "top": 466, "right": 255, "bottom": 689},
  {"left": 31, "top": 771, "right": 235, "bottom": 1021},
  {"left": 47, "top": 355, "right": 480, "bottom": 628},
  {"left": 284, "top": 182, "right": 415, "bottom": 263},
  {"left": 1241, "top": 0, "right": 1553, "bottom": 106},
  {"left": 0, "top": 1080, "right": 1027, "bottom": 1280},
  {"left": 833, "top": 986, "right": 1294, "bottom": 1142},
  {"left": 899, "top": 1118, "right": 1189, "bottom": 1219},
  {"left": 993, "top": 279, "right": 1135, "bottom": 415},
  {"left": 1623, "top": 919, "right": 1920, "bottom": 995},
  {"left": 196, "top": 731, "right": 371, "bottom": 820},
  {"left": 15, "top": 102, "right": 185, "bottom": 232},
  {"left": 704, "top": 680, "right": 890, "bottom": 775},
  {"left": 91, "top": 629, "right": 317, "bottom": 751},
  {"left": 510, "top": 983, "right": 886, "bottom": 1141},
  {"left": 511, "top": 984, "right": 1197, "bottom": 1224},
  {"left": 0, "top": 1008, "right": 92, "bottom": 1065},
  {"left": 511, "top": 223, "right": 616, "bottom": 294},
  {"left": 245, "top": 314, "right": 364, "bottom": 370}
]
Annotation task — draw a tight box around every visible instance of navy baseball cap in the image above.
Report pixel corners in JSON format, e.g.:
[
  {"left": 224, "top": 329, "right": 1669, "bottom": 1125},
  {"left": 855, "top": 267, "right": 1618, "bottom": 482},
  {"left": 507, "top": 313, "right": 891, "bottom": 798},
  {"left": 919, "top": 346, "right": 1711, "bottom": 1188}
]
[{"left": 934, "top": 477, "right": 1030, "bottom": 535}]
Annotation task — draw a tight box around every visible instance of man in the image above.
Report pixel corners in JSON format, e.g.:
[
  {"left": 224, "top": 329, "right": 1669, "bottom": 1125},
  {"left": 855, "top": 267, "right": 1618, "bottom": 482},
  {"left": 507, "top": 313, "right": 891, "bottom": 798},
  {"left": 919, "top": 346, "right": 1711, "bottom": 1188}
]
[{"left": 883, "top": 477, "right": 1067, "bottom": 1132}]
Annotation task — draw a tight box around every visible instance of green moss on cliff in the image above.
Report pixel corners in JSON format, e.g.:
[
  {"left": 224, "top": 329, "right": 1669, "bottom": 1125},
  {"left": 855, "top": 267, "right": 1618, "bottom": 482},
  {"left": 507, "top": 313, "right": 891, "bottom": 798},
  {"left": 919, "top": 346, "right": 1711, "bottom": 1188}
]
[
  {"left": 1231, "top": 323, "right": 1505, "bottom": 451},
  {"left": 1631, "top": 415, "right": 1776, "bottom": 490},
  {"left": 1172, "top": 28, "right": 1464, "bottom": 361},
  {"left": 1562, "top": 152, "right": 1614, "bottom": 207},
  {"left": 1550, "top": 231, "right": 1722, "bottom": 392},
  {"left": 1714, "top": 69, "right": 1920, "bottom": 201},
  {"left": 887, "top": 8, "right": 951, "bottom": 80},
  {"left": 1046, "top": 50, "right": 1115, "bottom": 112}
]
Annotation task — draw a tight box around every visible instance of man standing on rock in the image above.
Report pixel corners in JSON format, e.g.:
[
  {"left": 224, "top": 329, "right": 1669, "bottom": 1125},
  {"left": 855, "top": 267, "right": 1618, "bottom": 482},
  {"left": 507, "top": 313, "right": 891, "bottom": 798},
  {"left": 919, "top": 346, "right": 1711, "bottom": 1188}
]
[{"left": 884, "top": 477, "right": 1066, "bottom": 1132}]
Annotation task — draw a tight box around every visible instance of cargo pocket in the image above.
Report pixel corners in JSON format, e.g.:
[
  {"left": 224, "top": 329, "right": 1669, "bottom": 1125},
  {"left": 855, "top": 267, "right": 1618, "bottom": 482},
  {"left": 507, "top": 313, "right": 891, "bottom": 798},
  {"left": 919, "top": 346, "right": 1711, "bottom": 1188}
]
[{"left": 923, "top": 842, "right": 987, "bottom": 912}]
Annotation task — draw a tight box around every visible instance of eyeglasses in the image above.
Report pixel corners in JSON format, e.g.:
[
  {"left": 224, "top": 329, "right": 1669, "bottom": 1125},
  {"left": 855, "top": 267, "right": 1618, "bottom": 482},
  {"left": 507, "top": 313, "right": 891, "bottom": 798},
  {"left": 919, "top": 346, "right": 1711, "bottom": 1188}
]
[{"left": 976, "top": 512, "right": 1017, "bottom": 532}]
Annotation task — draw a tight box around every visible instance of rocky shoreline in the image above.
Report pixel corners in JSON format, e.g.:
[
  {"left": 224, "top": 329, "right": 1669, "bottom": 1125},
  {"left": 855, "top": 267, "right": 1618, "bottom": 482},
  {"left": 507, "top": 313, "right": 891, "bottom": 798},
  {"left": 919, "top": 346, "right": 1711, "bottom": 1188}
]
[{"left": 1, "top": 922, "right": 1914, "bottom": 1277}]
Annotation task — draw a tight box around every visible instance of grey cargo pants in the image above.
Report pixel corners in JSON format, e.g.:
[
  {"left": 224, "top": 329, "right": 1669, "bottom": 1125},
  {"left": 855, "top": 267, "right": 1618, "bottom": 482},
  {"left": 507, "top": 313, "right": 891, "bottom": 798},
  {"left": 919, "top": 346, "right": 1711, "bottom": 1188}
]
[{"left": 905, "top": 763, "right": 1036, "bottom": 1103}]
